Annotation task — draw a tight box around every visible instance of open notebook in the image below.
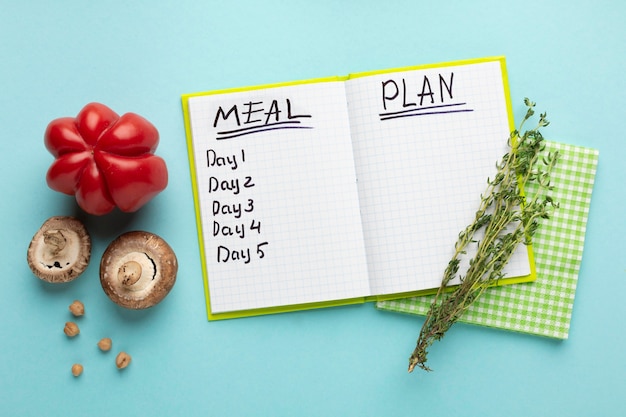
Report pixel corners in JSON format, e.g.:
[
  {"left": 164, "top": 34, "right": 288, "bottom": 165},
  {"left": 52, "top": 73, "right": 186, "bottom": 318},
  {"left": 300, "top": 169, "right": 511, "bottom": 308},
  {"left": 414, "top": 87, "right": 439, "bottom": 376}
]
[{"left": 182, "top": 57, "right": 536, "bottom": 320}]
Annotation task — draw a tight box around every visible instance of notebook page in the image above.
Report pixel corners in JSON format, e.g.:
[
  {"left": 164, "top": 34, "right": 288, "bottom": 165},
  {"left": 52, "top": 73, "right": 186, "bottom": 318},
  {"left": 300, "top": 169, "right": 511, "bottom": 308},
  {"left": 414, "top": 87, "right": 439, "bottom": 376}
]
[
  {"left": 186, "top": 81, "right": 370, "bottom": 313},
  {"left": 345, "top": 60, "right": 531, "bottom": 296}
]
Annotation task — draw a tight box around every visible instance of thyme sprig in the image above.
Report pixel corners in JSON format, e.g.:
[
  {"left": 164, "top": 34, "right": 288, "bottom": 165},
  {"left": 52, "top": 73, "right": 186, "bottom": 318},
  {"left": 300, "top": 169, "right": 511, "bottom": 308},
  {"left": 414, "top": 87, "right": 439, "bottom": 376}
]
[{"left": 408, "top": 99, "right": 559, "bottom": 373}]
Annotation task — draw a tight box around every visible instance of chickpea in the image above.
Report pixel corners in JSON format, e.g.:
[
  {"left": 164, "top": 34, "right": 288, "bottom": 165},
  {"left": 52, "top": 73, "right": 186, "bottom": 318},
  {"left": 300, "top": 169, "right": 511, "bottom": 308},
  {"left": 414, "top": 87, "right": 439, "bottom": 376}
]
[
  {"left": 71, "top": 363, "right": 83, "bottom": 377},
  {"left": 69, "top": 300, "right": 85, "bottom": 317},
  {"left": 64, "top": 322, "right": 80, "bottom": 337},
  {"left": 97, "top": 337, "right": 112, "bottom": 352},
  {"left": 116, "top": 351, "right": 132, "bottom": 369}
]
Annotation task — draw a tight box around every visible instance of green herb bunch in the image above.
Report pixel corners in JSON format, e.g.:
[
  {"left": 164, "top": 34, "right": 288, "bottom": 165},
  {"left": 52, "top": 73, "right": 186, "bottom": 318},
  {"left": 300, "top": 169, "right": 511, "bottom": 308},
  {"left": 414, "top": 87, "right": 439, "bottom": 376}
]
[{"left": 408, "top": 99, "right": 559, "bottom": 373}]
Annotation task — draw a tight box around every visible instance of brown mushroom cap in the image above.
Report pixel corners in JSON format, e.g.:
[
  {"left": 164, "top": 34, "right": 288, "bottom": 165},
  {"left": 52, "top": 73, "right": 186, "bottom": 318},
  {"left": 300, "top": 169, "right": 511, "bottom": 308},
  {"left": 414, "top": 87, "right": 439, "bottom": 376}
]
[
  {"left": 27, "top": 216, "right": 91, "bottom": 283},
  {"left": 100, "top": 231, "right": 177, "bottom": 309}
]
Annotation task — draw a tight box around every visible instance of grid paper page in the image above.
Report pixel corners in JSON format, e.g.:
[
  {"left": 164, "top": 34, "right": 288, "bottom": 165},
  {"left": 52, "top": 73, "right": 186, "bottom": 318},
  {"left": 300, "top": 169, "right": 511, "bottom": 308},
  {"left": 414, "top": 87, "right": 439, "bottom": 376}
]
[
  {"left": 187, "top": 81, "right": 370, "bottom": 314},
  {"left": 378, "top": 142, "right": 598, "bottom": 339},
  {"left": 346, "top": 60, "right": 531, "bottom": 296}
]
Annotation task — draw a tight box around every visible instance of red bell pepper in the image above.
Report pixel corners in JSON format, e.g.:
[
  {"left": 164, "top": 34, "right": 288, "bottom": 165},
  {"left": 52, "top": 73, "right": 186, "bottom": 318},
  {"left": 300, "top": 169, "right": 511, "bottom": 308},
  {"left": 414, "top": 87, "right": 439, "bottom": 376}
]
[{"left": 44, "top": 102, "right": 168, "bottom": 215}]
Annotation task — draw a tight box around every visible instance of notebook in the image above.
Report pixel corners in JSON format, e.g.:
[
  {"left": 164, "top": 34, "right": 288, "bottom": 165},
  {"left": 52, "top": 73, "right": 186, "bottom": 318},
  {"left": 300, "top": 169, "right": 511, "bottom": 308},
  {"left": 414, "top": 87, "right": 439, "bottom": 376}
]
[
  {"left": 377, "top": 141, "right": 599, "bottom": 339},
  {"left": 181, "top": 56, "right": 537, "bottom": 320}
]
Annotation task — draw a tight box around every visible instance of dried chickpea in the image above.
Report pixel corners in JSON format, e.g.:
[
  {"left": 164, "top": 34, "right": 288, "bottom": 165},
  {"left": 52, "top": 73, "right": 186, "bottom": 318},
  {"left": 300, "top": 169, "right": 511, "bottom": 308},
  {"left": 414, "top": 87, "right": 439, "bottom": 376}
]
[
  {"left": 71, "top": 363, "right": 83, "bottom": 377},
  {"left": 97, "top": 337, "right": 112, "bottom": 352},
  {"left": 116, "top": 351, "right": 131, "bottom": 369},
  {"left": 69, "top": 300, "right": 84, "bottom": 317},
  {"left": 64, "top": 322, "right": 80, "bottom": 337}
]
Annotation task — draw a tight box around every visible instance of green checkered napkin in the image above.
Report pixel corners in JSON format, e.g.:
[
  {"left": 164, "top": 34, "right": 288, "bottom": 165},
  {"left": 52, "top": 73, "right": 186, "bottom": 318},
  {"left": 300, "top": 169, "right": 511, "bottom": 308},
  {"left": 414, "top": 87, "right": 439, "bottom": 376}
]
[{"left": 377, "top": 141, "right": 599, "bottom": 339}]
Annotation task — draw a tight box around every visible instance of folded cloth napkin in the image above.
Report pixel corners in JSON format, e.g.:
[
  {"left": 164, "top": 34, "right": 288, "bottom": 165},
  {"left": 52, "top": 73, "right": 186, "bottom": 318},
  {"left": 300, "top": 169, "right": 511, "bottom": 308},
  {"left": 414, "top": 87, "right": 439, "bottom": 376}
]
[{"left": 377, "top": 141, "right": 599, "bottom": 339}]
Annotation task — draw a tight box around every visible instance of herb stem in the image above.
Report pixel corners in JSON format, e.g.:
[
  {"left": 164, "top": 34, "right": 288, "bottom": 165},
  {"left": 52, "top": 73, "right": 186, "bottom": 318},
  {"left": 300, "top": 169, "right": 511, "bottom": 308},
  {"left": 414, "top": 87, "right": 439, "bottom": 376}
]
[{"left": 408, "top": 99, "right": 559, "bottom": 373}]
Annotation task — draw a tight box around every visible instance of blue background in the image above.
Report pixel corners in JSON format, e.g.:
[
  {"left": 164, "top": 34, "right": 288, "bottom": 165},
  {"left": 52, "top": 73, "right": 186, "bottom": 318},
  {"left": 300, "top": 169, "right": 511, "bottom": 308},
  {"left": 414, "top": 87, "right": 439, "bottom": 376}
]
[{"left": 2, "top": 1, "right": 624, "bottom": 415}]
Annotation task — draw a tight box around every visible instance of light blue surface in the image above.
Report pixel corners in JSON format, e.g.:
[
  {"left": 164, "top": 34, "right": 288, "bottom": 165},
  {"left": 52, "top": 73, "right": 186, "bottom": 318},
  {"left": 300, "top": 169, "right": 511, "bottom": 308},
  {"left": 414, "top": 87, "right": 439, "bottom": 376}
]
[{"left": 1, "top": 1, "right": 624, "bottom": 415}]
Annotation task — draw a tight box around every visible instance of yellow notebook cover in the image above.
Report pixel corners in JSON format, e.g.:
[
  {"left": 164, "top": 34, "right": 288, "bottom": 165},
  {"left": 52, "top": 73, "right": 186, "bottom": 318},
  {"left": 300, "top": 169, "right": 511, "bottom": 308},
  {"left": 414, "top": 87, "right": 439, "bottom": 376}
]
[{"left": 182, "top": 56, "right": 536, "bottom": 320}]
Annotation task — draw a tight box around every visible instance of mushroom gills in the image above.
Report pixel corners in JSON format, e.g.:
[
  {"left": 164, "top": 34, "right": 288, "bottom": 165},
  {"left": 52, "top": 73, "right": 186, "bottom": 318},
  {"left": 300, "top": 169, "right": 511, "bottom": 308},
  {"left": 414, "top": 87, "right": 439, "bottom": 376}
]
[
  {"left": 27, "top": 216, "right": 91, "bottom": 283},
  {"left": 99, "top": 231, "right": 177, "bottom": 309}
]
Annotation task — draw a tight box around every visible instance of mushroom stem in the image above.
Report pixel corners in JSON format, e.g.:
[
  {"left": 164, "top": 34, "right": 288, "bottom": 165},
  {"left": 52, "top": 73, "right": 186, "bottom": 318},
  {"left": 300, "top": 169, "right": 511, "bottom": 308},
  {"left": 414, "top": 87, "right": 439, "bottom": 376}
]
[
  {"left": 43, "top": 230, "right": 67, "bottom": 255},
  {"left": 118, "top": 260, "right": 142, "bottom": 286}
]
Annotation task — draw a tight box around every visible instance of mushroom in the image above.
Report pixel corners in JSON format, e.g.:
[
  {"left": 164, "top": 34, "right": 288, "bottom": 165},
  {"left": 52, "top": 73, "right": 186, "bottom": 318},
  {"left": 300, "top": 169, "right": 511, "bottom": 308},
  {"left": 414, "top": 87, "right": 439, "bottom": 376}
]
[
  {"left": 100, "top": 231, "right": 177, "bottom": 309},
  {"left": 27, "top": 216, "right": 91, "bottom": 283}
]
